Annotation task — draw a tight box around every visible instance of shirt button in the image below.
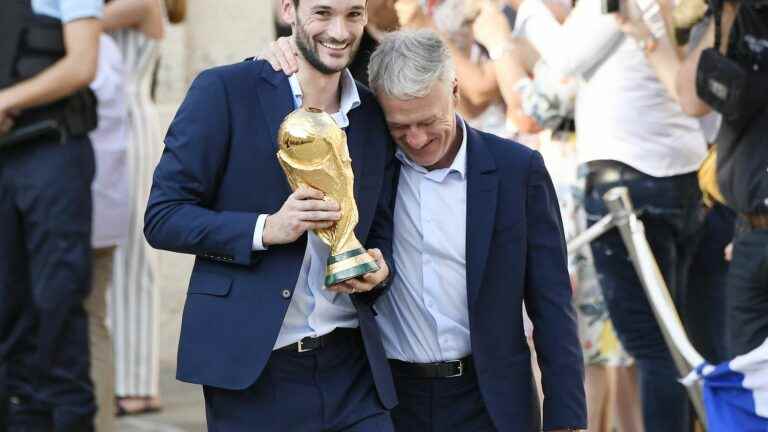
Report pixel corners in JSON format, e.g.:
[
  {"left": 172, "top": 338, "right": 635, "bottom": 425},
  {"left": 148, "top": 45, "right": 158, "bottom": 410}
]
[{"left": 281, "top": 289, "right": 292, "bottom": 299}]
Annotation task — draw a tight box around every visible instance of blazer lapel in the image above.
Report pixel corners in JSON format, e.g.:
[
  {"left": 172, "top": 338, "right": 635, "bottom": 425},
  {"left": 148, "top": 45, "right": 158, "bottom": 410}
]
[
  {"left": 255, "top": 63, "right": 296, "bottom": 152},
  {"left": 465, "top": 127, "right": 498, "bottom": 308},
  {"left": 347, "top": 106, "right": 368, "bottom": 199}
]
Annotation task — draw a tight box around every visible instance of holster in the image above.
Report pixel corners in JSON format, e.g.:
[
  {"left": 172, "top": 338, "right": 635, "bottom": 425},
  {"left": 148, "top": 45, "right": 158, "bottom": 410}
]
[{"left": 0, "top": 0, "right": 97, "bottom": 149}]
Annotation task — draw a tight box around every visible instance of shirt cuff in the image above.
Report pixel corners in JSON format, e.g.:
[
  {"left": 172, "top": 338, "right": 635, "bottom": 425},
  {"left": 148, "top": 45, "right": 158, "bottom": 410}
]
[{"left": 252, "top": 214, "right": 269, "bottom": 251}]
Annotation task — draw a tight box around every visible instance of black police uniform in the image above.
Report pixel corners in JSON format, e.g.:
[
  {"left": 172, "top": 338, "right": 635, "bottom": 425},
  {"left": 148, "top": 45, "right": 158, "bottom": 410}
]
[
  {"left": 0, "top": 1, "right": 98, "bottom": 430},
  {"left": 714, "top": 5, "right": 768, "bottom": 357}
]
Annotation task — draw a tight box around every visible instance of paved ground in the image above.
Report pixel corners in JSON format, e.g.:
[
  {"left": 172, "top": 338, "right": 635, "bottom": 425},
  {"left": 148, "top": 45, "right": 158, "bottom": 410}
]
[
  {"left": 117, "top": 365, "right": 205, "bottom": 432},
  {"left": 113, "top": 251, "right": 205, "bottom": 431}
]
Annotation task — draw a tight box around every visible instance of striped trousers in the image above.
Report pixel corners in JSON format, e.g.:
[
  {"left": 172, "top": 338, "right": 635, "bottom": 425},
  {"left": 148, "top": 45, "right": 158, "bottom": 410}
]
[
  {"left": 110, "top": 221, "right": 160, "bottom": 397},
  {"left": 109, "top": 115, "right": 160, "bottom": 398}
]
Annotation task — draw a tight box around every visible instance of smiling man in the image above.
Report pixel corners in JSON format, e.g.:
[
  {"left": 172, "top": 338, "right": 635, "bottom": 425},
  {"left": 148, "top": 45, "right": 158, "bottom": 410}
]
[
  {"left": 367, "top": 30, "right": 586, "bottom": 432},
  {"left": 143, "top": 0, "right": 399, "bottom": 430}
]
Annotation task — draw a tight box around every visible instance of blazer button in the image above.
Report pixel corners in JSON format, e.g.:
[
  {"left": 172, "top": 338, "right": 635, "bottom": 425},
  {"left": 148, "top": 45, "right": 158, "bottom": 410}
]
[{"left": 281, "top": 289, "right": 292, "bottom": 299}]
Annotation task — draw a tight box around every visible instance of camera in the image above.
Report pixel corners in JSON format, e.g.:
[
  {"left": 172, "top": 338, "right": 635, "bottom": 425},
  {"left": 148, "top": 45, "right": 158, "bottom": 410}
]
[{"left": 695, "top": 0, "right": 768, "bottom": 124}]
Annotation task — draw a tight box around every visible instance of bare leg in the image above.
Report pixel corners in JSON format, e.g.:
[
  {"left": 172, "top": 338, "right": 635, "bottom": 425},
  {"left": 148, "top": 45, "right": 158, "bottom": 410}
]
[
  {"left": 585, "top": 364, "right": 615, "bottom": 432},
  {"left": 614, "top": 365, "right": 644, "bottom": 432}
]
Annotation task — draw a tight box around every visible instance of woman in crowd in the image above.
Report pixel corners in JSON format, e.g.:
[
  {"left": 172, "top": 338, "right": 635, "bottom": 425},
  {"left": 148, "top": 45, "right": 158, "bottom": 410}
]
[
  {"left": 478, "top": 0, "right": 708, "bottom": 429},
  {"left": 101, "top": 0, "right": 186, "bottom": 417},
  {"left": 87, "top": 32, "right": 129, "bottom": 432}
]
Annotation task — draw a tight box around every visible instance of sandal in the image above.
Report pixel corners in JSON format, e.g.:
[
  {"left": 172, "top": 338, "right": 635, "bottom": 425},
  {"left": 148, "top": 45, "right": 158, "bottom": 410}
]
[{"left": 115, "top": 396, "right": 163, "bottom": 417}]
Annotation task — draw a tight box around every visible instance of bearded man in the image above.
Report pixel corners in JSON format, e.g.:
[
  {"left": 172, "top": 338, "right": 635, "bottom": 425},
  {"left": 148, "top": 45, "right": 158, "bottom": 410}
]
[{"left": 144, "top": 0, "right": 398, "bottom": 430}]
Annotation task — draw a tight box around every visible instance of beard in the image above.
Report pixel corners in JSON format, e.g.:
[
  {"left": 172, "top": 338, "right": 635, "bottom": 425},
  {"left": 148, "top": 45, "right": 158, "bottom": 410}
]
[{"left": 293, "top": 15, "right": 361, "bottom": 75}]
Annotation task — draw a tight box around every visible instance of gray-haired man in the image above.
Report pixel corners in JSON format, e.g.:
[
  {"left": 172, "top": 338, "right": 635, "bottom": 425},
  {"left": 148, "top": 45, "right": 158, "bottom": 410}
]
[{"left": 263, "top": 29, "right": 586, "bottom": 432}]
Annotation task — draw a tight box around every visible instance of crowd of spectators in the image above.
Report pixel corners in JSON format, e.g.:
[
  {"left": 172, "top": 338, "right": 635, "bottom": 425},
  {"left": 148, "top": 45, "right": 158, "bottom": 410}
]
[{"left": 316, "top": 0, "right": 766, "bottom": 431}]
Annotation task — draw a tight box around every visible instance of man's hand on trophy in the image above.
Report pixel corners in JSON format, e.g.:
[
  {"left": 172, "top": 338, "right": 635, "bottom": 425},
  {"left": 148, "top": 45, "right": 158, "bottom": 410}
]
[
  {"left": 262, "top": 186, "right": 341, "bottom": 246},
  {"left": 259, "top": 36, "right": 299, "bottom": 75},
  {"left": 327, "top": 248, "right": 390, "bottom": 295}
]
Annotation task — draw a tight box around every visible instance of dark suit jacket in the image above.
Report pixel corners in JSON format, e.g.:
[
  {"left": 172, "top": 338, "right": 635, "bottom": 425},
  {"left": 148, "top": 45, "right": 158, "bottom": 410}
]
[
  {"left": 144, "top": 60, "right": 398, "bottom": 408},
  {"left": 455, "top": 126, "right": 587, "bottom": 431}
]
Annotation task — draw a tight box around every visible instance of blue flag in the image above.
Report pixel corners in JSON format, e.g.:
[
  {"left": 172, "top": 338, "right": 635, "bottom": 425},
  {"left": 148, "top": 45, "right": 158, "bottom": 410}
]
[{"left": 684, "top": 338, "right": 768, "bottom": 431}]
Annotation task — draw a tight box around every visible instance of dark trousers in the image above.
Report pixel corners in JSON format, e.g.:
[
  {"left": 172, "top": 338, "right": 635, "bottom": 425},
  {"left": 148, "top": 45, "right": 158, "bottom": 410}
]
[
  {"left": 203, "top": 330, "right": 393, "bottom": 432},
  {"left": 685, "top": 204, "right": 735, "bottom": 364},
  {"left": 585, "top": 165, "right": 703, "bottom": 432},
  {"left": 0, "top": 137, "right": 95, "bottom": 432},
  {"left": 726, "top": 227, "right": 768, "bottom": 357},
  {"left": 390, "top": 371, "right": 496, "bottom": 432}
]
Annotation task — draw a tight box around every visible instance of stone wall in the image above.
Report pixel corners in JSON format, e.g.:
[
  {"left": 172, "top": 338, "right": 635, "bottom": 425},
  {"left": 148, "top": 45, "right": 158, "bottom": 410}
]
[{"left": 154, "top": 0, "right": 276, "bottom": 365}]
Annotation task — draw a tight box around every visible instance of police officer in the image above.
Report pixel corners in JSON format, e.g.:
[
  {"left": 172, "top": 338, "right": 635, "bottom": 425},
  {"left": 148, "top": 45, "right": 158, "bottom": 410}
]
[{"left": 0, "top": 0, "right": 102, "bottom": 430}]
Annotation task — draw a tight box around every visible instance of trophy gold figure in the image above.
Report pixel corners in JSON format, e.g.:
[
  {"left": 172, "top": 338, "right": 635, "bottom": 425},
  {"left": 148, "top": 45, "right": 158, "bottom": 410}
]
[{"left": 277, "top": 107, "right": 380, "bottom": 286}]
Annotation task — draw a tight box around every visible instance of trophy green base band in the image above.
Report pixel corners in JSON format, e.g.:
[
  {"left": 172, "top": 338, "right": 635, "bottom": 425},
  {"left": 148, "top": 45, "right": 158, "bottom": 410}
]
[
  {"left": 327, "top": 247, "right": 367, "bottom": 265},
  {"left": 325, "top": 248, "right": 380, "bottom": 286}
]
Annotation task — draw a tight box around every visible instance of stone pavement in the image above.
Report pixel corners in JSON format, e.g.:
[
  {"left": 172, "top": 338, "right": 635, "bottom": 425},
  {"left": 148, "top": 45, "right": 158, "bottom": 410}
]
[
  {"left": 117, "top": 364, "right": 205, "bottom": 432},
  {"left": 117, "top": 250, "right": 204, "bottom": 432}
]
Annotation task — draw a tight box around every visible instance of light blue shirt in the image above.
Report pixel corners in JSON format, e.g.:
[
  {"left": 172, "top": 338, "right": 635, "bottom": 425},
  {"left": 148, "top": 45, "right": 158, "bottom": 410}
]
[
  {"left": 375, "top": 117, "right": 471, "bottom": 363},
  {"left": 252, "top": 70, "right": 363, "bottom": 350},
  {"left": 32, "top": 0, "right": 103, "bottom": 22}
]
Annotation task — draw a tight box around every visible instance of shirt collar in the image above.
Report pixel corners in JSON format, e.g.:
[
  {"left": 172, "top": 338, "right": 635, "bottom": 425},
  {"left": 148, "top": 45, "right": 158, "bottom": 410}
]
[
  {"left": 287, "top": 69, "right": 361, "bottom": 128},
  {"left": 396, "top": 114, "right": 468, "bottom": 181}
]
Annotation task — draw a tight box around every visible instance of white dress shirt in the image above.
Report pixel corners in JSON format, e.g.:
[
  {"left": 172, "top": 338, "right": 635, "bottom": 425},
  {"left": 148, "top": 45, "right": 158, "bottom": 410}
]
[
  {"left": 252, "top": 70, "right": 363, "bottom": 350},
  {"left": 375, "top": 117, "right": 471, "bottom": 363}
]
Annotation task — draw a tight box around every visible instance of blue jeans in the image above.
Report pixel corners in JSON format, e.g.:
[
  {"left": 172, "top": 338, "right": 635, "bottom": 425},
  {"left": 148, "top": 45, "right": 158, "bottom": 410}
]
[{"left": 585, "top": 166, "right": 703, "bottom": 432}]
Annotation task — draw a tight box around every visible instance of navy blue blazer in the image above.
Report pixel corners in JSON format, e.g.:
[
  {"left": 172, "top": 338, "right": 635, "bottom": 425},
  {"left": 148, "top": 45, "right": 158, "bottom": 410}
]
[
  {"left": 454, "top": 126, "right": 587, "bottom": 431},
  {"left": 144, "top": 60, "right": 398, "bottom": 408}
]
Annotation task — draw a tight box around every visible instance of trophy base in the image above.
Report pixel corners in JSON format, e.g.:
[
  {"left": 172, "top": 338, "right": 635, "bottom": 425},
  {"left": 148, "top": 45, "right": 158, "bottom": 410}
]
[{"left": 324, "top": 247, "right": 380, "bottom": 287}]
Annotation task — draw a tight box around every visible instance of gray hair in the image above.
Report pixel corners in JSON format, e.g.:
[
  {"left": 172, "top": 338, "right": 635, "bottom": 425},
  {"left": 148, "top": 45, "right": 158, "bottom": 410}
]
[{"left": 368, "top": 29, "right": 455, "bottom": 100}]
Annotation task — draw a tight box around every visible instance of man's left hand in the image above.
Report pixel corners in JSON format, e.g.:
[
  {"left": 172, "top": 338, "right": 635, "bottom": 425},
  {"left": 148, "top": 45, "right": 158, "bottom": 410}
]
[
  {"left": 327, "top": 248, "right": 389, "bottom": 295},
  {"left": 259, "top": 36, "right": 299, "bottom": 75}
]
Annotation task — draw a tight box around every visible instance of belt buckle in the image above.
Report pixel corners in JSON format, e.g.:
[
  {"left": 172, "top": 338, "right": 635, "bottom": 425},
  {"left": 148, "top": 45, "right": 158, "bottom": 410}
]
[
  {"left": 445, "top": 360, "right": 464, "bottom": 378},
  {"left": 297, "top": 337, "right": 315, "bottom": 353}
]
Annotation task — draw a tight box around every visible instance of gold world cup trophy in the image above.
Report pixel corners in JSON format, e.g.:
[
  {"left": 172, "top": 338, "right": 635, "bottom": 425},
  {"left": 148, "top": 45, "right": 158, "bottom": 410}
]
[{"left": 277, "top": 107, "right": 380, "bottom": 286}]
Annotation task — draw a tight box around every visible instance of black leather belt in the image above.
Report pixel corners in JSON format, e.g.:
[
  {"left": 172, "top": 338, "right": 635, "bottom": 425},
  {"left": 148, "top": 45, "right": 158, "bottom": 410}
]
[
  {"left": 277, "top": 327, "right": 360, "bottom": 353},
  {"left": 389, "top": 356, "right": 474, "bottom": 379},
  {"left": 585, "top": 160, "right": 648, "bottom": 187}
]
